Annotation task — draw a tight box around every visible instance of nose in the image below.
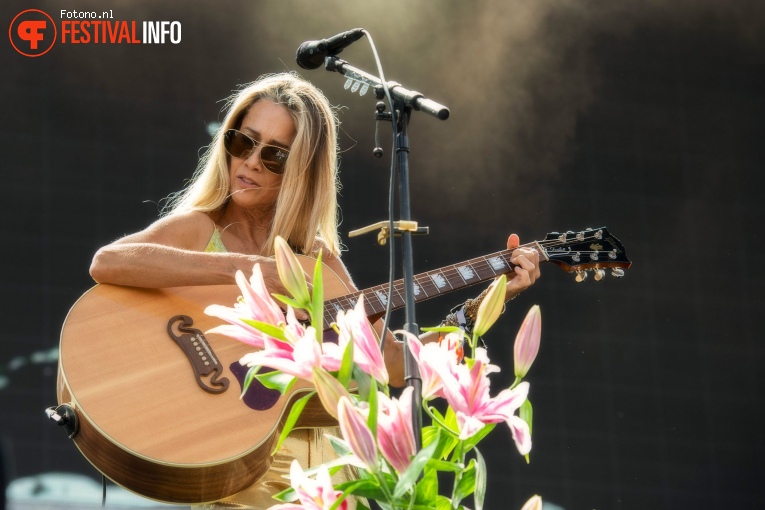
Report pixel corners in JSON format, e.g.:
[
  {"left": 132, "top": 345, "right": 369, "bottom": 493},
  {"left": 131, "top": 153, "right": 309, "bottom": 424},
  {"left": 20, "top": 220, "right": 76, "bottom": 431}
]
[{"left": 242, "top": 145, "right": 265, "bottom": 171}]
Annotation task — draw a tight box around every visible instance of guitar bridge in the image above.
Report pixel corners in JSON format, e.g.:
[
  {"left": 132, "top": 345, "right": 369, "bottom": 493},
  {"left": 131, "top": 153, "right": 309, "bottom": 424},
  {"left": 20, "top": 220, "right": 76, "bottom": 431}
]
[{"left": 167, "top": 315, "right": 229, "bottom": 394}]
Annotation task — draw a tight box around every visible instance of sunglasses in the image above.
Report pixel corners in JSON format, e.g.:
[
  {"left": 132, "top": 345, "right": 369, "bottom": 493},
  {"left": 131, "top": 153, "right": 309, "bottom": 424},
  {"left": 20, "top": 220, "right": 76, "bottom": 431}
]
[{"left": 223, "top": 129, "right": 290, "bottom": 174}]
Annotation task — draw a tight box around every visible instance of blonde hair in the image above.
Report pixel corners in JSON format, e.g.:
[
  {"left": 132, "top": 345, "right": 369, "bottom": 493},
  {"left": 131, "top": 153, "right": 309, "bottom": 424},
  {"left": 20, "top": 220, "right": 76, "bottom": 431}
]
[{"left": 165, "top": 72, "right": 340, "bottom": 256}]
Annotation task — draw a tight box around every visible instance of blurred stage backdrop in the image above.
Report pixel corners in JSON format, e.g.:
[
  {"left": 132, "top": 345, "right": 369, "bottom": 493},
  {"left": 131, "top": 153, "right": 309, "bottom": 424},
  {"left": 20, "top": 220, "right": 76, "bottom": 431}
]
[{"left": 2, "top": 1, "right": 764, "bottom": 508}]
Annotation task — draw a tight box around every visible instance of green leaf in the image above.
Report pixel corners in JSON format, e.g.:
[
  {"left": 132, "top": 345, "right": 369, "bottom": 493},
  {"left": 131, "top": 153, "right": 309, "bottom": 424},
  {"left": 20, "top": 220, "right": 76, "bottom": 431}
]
[
  {"left": 241, "top": 365, "right": 260, "bottom": 397},
  {"left": 474, "top": 448, "right": 487, "bottom": 510},
  {"left": 414, "top": 467, "right": 438, "bottom": 506},
  {"left": 241, "top": 366, "right": 296, "bottom": 398},
  {"left": 271, "top": 486, "right": 297, "bottom": 502},
  {"left": 423, "top": 424, "right": 456, "bottom": 461},
  {"left": 352, "top": 364, "right": 372, "bottom": 401},
  {"left": 338, "top": 337, "right": 354, "bottom": 388},
  {"left": 325, "top": 434, "right": 352, "bottom": 457},
  {"left": 240, "top": 318, "right": 288, "bottom": 342},
  {"left": 435, "top": 495, "right": 453, "bottom": 510},
  {"left": 520, "top": 399, "right": 533, "bottom": 436},
  {"left": 520, "top": 399, "right": 533, "bottom": 464},
  {"left": 272, "top": 391, "right": 315, "bottom": 454},
  {"left": 444, "top": 406, "right": 458, "bottom": 431},
  {"left": 272, "top": 293, "right": 306, "bottom": 311},
  {"left": 254, "top": 370, "right": 296, "bottom": 394},
  {"left": 334, "top": 478, "right": 386, "bottom": 501},
  {"left": 453, "top": 458, "right": 476, "bottom": 504},
  {"left": 394, "top": 429, "right": 440, "bottom": 499},
  {"left": 462, "top": 423, "right": 496, "bottom": 453},
  {"left": 310, "top": 251, "right": 324, "bottom": 338},
  {"left": 420, "top": 325, "right": 462, "bottom": 334},
  {"left": 422, "top": 425, "right": 438, "bottom": 447},
  {"left": 425, "top": 458, "right": 463, "bottom": 473},
  {"left": 429, "top": 406, "right": 447, "bottom": 425},
  {"left": 366, "top": 377, "right": 378, "bottom": 438}
]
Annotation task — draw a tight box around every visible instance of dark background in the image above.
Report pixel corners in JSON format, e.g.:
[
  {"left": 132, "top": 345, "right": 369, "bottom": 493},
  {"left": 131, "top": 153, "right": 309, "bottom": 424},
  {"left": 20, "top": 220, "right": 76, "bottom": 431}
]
[{"left": 2, "top": 1, "right": 764, "bottom": 508}]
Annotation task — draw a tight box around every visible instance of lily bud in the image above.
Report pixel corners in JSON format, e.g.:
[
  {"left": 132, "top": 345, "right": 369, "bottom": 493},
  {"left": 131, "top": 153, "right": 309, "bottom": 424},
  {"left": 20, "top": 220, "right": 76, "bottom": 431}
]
[
  {"left": 473, "top": 275, "right": 507, "bottom": 337},
  {"left": 520, "top": 495, "right": 543, "bottom": 510},
  {"left": 337, "top": 396, "right": 378, "bottom": 472},
  {"left": 513, "top": 305, "right": 541, "bottom": 378},
  {"left": 274, "top": 235, "right": 311, "bottom": 306},
  {"left": 312, "top": 368, "right": 351, "bottom": 420}
]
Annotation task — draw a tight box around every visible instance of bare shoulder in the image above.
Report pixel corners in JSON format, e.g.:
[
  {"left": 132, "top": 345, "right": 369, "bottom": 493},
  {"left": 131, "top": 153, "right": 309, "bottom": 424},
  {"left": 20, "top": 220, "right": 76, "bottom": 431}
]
[{"left": 112, "top": 210, "right": 216, "bottom": 251}]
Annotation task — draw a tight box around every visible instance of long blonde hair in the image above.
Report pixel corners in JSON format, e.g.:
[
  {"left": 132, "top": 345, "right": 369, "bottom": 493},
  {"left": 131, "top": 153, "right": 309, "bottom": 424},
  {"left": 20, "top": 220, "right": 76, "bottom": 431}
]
[{"left": 165, "top": 72, "right": 340, "bottom": 256}]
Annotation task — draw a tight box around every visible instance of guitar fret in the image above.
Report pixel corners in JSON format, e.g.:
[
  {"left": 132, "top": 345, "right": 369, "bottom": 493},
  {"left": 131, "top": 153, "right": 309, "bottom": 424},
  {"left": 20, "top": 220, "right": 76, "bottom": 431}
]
[
  {"left": 311, "top": 233, "right": 630, "bottom": 332},
  {"left": 428, "top": 270, "right": 452, "bottom": 291},
  {"left": 412, "top": 275, "right": 430, "bottom": 298},
  {"left": 321, "top": 247, "right": 532, "bottom": 330},
  {"left": 389, "top": 283, "right": 406, "bottom": 309}
]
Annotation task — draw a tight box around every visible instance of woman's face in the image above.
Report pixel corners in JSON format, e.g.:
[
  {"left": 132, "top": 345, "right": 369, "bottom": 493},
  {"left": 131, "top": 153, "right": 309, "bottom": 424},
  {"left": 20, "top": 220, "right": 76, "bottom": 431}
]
[{"left": 227, "top": 100, "right": 296, "bottom": 211}]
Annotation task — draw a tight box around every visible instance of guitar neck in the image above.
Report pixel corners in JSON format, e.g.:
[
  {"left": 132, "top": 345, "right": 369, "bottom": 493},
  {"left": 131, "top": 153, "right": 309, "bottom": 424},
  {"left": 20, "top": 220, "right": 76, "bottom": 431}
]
[{"left": 321, "top": 242, "right": 545, "bottom": 328}]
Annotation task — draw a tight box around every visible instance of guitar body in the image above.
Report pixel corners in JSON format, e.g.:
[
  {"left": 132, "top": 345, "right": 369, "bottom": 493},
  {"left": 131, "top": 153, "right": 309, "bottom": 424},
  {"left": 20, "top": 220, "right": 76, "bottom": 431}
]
[
  {"left": 57, "top": 257, "right": 349, "bottom": 504},
  {"left": 56, "top": 228, "right": 630, "bottom": 504}
]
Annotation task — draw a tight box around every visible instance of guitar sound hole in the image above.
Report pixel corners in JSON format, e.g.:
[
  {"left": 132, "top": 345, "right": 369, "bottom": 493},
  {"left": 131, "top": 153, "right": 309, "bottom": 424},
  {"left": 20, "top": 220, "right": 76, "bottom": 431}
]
[{"left": 228, "top": 362, "right": 281, "bottom": 411}]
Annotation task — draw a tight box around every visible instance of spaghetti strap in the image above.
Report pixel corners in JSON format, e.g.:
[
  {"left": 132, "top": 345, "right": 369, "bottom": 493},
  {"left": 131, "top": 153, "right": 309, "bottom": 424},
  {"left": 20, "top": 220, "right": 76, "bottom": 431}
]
[{"left": 204, "top": 225, "right": 228, "bottom": 253}]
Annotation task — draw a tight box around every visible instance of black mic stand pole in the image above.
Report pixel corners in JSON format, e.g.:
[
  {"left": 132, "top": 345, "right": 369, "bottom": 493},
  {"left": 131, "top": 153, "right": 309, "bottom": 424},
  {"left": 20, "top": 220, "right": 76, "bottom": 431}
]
[
  {"left": 394, "top": 106, "right": 424, "bottom": 444},
  {"left": 324, "top": 56, "right": 449, "bottom": 450}
]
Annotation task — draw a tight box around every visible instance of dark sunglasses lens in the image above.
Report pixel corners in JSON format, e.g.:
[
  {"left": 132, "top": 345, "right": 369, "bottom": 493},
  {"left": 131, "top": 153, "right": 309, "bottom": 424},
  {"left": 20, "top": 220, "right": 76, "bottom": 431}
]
[
  {"left": 260, "top": 146, "right": 289, "bottom": 174},
  {"left": 225, "top": 130, "right": 254, "bottom": 158}
]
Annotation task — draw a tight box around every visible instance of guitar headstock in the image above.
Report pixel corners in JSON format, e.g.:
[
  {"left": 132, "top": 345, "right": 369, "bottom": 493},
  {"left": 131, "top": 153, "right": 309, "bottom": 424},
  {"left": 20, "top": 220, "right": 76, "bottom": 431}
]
[{"left": 538, "top": 227, "right": 631, "bottom": 282}]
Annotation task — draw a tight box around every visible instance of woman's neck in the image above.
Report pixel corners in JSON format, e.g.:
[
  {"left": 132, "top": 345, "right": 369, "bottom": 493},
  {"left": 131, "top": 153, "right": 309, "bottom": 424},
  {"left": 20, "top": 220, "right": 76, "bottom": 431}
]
[{"left": 214, "top": 203, "right": 275, "bottom": 255}]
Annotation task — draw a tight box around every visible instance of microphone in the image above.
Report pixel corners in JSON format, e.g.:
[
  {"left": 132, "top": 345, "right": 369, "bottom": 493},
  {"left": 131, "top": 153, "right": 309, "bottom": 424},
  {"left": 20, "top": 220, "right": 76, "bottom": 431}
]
[{"left": 295, "top": 28, "right": 365, "bottom": 70}]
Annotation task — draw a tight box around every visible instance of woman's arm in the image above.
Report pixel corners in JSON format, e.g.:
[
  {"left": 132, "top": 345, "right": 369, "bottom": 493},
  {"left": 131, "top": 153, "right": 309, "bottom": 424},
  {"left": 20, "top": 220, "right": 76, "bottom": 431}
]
[{"left": 89, "top": 211, "right": 283, "bottom": 290}]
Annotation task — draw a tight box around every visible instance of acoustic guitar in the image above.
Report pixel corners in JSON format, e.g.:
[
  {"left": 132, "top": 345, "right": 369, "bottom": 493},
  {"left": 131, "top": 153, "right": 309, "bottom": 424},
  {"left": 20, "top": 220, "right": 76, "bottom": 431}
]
[{"left": 53, "top": 228, "right": 630, "bottom": 504}]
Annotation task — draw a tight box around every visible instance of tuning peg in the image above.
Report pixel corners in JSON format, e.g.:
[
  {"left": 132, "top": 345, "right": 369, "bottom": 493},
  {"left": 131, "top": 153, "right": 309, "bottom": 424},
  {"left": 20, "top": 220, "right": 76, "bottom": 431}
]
[
  {"left": 593, "top": 269, "right": 605, "bottom": 281},
  {"left": 575, "top": 270, "right": 588, "bottom": 283},
  {"left": 611, "top": 268, "right": 625, "bottom": 278}
]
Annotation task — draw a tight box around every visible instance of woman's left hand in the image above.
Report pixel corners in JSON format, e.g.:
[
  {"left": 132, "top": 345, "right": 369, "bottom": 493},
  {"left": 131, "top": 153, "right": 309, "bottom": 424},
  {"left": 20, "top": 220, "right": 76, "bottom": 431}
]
[{"left": 505, "top": 233, "right": 541, "bottom": 300}]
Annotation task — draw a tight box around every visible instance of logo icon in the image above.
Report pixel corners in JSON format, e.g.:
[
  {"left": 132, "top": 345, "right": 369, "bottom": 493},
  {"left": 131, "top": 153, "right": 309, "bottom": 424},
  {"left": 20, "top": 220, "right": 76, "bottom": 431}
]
[{"left": 9, "top": 9, "right": 56, "bottom": 57}]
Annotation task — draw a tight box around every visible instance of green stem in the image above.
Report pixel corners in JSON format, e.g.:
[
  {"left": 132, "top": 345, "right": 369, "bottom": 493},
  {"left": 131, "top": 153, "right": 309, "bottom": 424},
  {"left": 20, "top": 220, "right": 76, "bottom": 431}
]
[
  {"left": 375, "top": 470, "right": 395, "bottom": 506},
  {"left": 509, "top": 375, "right": 523, "bottom": 390},
  {"left": 450, "top": 440, "right": 466, "bottom": 510},
  {"left": 422, "top": 405, "right": 459, "bottom": 439}
]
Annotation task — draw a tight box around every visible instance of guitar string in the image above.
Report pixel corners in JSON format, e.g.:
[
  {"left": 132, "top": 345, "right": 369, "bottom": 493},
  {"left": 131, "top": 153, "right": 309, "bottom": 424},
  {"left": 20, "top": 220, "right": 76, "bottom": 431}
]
[{"left": 320, "top": 233, "right": 619, "bottom": 321}]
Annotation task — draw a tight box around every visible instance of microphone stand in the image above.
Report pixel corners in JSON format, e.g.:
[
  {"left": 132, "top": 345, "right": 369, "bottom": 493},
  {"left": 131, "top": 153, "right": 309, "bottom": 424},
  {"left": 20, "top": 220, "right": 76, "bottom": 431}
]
[{"left": 324, "top": 56, "right": 449, "bottom": 450}]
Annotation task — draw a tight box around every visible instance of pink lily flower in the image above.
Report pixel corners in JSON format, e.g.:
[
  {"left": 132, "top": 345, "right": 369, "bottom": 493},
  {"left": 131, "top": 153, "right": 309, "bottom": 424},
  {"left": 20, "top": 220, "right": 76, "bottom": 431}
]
[
  {"left": 205, "top": 264, "right": 286, "bottom": 347},
  {"left": 376, "top": 386, "right": 417, "bottom": 474},
  {"left": 238, "top": 305, "right": 343, "bottom": 383},
  {"left": 404, "top": 332, "right": 461, "bottom": 401},
  {"left": 514, "top": 305, "right": 541, "bottom": 379},
  {"left": 337, "top": 396, "right": 378, "bottom": 472},
  {"left": 266, "top": 460, "right": 348, "bottom": 510},
  {"left": 335, "top": 295, "right": 389, "bottom": 386},
  {"left": 239, "top": 329, "right": 321, "bottom": 381},
  {"left": 433, "top": 347, "right": 531, "bottom": 454}
]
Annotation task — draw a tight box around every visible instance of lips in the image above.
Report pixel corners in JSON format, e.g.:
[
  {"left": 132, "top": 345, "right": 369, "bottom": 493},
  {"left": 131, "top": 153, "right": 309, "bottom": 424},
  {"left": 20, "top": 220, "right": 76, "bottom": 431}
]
[{"left": 237, "top": 175, "right": 259, "bottom": 189}]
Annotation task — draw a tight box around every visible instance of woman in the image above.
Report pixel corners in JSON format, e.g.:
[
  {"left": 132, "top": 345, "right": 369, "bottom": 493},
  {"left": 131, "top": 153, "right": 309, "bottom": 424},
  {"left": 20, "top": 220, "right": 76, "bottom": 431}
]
[{"left": 90, "top": 72, "right": 540, "bottom": 508}]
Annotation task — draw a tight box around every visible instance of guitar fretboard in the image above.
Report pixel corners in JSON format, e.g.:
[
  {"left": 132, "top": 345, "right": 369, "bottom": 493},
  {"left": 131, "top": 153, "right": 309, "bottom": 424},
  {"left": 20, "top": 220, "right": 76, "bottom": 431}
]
[{"left": 321, "top": 244, "right": 540, "bottom": 329}]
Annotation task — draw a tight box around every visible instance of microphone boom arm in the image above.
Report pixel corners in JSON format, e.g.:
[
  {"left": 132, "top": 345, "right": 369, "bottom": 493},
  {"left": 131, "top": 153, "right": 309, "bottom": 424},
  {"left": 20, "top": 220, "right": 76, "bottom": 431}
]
[{"left": 325, "top": 56, "right": 450, "bottom": 121}]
